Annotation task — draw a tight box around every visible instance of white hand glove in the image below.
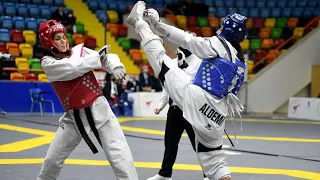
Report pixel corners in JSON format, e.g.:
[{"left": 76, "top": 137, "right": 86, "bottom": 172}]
[
  {"left": 144, "top": 8, "right": 161, "bottom": 26},
  {"left": 98, "top": 45, "right": 110, "bottom": 61},
  {"left": 112, "top": 67, "right": 126, "bottom": 82}
]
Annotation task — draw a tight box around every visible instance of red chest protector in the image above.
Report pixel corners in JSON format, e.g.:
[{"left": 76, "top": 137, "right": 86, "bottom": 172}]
[{"left": 50, "top": 44, "right": 102, "bottom": 111}]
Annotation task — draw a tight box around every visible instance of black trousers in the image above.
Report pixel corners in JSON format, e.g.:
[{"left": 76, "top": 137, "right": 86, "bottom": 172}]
[{"left": 159, "top": 105, "right": 205, "bottom": 178}]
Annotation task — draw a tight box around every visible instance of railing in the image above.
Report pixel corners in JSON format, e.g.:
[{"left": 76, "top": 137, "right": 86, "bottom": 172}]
[{"left": 252, "top": 16, "right": 320, "bottom": 71}]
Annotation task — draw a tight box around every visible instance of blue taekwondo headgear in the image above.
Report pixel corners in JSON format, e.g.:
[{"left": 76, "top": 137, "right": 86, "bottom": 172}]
[{"left": 219, "top": 13, "right": 248, "bottom": 43}]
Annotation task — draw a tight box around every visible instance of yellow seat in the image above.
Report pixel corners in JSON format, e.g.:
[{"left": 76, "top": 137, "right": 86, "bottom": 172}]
[
  {"left": 16, "top": 58, "right": 30, "bottom": 73},
  {"left": 248, "top": 74, "right": 255, "bottom": 80},
  {"left": 176, "top": 15, "right": 187, "bottom": 28},
  {"left": 38, "top": 73, "right": 49, "bottom": 82},
  {"left": 293, "top": 27, "right": 304, "bottom": 39},
  {"left": 107, "top": 10, "right": 119, "bottom": 23},
  {"left": 15, "top": 57, "right": 28, "bottom": 66},
  {"left": 247, "top": 60, "right": 254, "bottom": 73},
  {"left": 19, "top": 43, "right": 33, "bottom": 59},
  {"left": 264, "top": 18, "right": 276, "bottom": 28},
  {"left": 240, "top": 39, "right": 249, "bottom": 51},
  {"left": 23, "top": 30, "right": 36, "bottom": 46},
  {"left": 280, "top": 49, "right": 287, "bottom": 55}
]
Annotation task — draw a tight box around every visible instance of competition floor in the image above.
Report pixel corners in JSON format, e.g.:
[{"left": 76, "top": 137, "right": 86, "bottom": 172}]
[{"left": 0, "top": 113, "right": 320, "bottom": 180}]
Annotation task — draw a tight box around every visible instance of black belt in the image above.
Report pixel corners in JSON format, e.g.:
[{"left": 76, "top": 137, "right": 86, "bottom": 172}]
[
  {"left": 73, "top": 107, "right": 102, "bottom": 154},
  {"left": 170, "top": 105, "right": 180, "bottom": 110},
  {"left": 197, "top": 142, "right": 222, "bottom": 153}
]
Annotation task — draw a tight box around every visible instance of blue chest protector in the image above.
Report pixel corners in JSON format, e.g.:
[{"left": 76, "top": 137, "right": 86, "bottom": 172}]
[{"left": 193, "top": 37, "right": 246, "bottom": 98}]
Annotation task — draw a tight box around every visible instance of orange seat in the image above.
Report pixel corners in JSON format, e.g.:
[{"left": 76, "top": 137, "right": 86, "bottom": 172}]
[
  {"left": 246, "top": 18, "right": 254, "bottom": 29},
  {"left": 209, "top": 17, "right": 220, "bottom": 29},
  {"left": 287, "top": 18, "right": 299, "bottom": 28},
  {"left": 267, "top": 49, "right": 280, "bottom": 63},
  {"left": 24, "top": 73, "right": 38, "bottom": 81},
  {"left": 261, "top": 38, "right": 274, "bottom": 49},
  {"left": 201, "top": 27, "right": 213, "bottom": 37},
  {"left": 259, "top": 28, "right": 271, "bottom": 38},
  {"left": 131, "top": 51, "right": 142, "bottom": 60},
  {"left": 293, "top": 27, "right": 304, "bottom": 39},
  {"left": 109, "top": 26, "right": 118, "bottom": 37},
  {"left": 8, "top": 47, "right": 20, "bottom": 58},
  {"left": 6, "top": 42, "right": 18, "bottom": 50},
  {"left": 72, "top": 34, "right": 84, "bottom": 45},
  {"left": 10, "top": 72, "right": 24, "bottom": 81},
  {"left": 165, "top": 14, "right": 177, "bottom": 24}
]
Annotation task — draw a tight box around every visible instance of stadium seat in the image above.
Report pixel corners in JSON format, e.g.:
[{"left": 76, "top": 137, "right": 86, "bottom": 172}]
[
  {"left": 189, "top": 26, "right": 201, "bottom": 36},
  {"left": 250, "top": 39, "right": 261, "bottom": 52},
  {"left": 13, "top": 17, "right": 25, "bottom": 31},
  {"left": 7, "top": 46, "right": 20, "bottom": 58},
  {"left": 118, "top": 24, "right": 128, "bottom": 37},
  {"left": 54, "top": 0, "right": 65, "bottom": 6},
  {"left": 25, "top": 18, "right": 38, "bottom": 32},
  {"left": 287, "top": 18, "right": 298, "bottom": 28},
  {"left": 276, "top": 18, "right": 287, "bottom": 29},
  {"left": 246, "top": 0, "right": 255, "bottom": 8},
  {"left": 96, "top": 10, "right": 107, "bottom": 23},
  {"left": 267, "top": 0, "right": 276, "bottom": 8},
  {"left": 10, "top": 72, "right": 24, "bottom": 81},
  {"left": 23, "top": 30, "right": 36, "bottom": 46},
  {"left": 16, "top": 57, "right": 29, "bottom": 73},
  {"left": 0, "top": 29, "right": 11, "bottom": 43},
  {"left": 17, "top": 4, "right": 28, "bottom": 17},
  {"left": 260, "top": 8, "right": 270, "bottom": 19},
  {"left": 108, "top": 2, "right": 118, "bottom": 11},
  {"left": 240, "top": 39, "right": 249, "bottom": 51},
  {"left": 197, "top": 17, "right": 209, "bottom": 27},
  {"left": 297, "top": 0, "right": 307, "bottom": 7},
  {"left": 254, "top": 18, "right": 265, "bottom": 28},
  {"left": 302, "top": 8, "right": 313, "bottom": 18},
  {"left": 292, "top": 8, "right": 303, "bottom": 17},
  {"left": 118, "top": 3, "right": 128, "bottom": 13},
  {"left": 107, "top": 23, "right": 118, "bottom": 37},
  {"left": 281, "top": 8, "right": 292, "bottom": 18},
  {"left": 247, "top": 60, "right": 254, "bottom": 73},
  {"left": 38, "top": 73, "right": 49, "bottom": 82},
  {"left": 254, "top": 49, "right": 267, "bottom": 61},
  {"left": 216, "top": 7, "right": 227, "bottom": 17},
  {"left": 271, "top": 28, "right": 282, "bottom": 39},
  {"left": 1, "top": 16, "right": 13, "bottom": 29},
  {"left": 67, "top": 33, "right": 74, "bottom": 47},
  {"left": 15, "top": 57, "right": 27, "bottom": 66},
  {"left": 19, "top": 43, "right": 33, "bottom": 58},
  {"left": 201, "top": 27, "right": 213, "bottom": 37},
  {"left": 43, "top": 0, "right": 54, "bottom": 6},
  {"left": 40, "top": 7, "right": 51, "bottom": 19},
  {"left": 235, "top": 0, "right": 245, "bottom": 8},
  {"left": 187, "top": 16, "right": 197, "bottom": 27},
  {"left": 271, "top": 8, "right": 281, "bottom": 18},
  {"left": 277, "top": 0, "right": 286, "bottom": 8},
  {"left": 5, "top": 4, "right": 16, "bottom": 16},
  {"left": 165, "top": 14, "right": 177, "bottom": 24},
  {"left": 313, "top": 8, "right": 320, "bottom": 17},
  {"left": 225, "top": 0, "right": 235, "bottom": 7},
  {"left": 10, "top": 29, "right": 24, "bottom": 44},
  {"left": 72, "top": 34, "right": 84, "bottom": 45},
  {"left": 118, "top": 37, "right": 131, "bottom": 52},
  {"left": 248, "top": 28, "right": 259, "bottom": 39},
  {"left": 25, "top": 73, "right": 38, "bottom": 81},
  {"left": 287, "top": 0, "right": 297, "bottom": 8},
  {"left": 280, "top": 49, "right": 287, "bottom": 55},
  {"left": 293, "top": 27, "right": 304, "bottom": 39},
  {"left": 29, "top": 58, "right": 42, "bottom": 70},
  {"left": 238, "top": 8, "right": 249, "bottom": 17},
  {"left": 264, "top": 18, "right": 276, "bottom": 28},
  {"left": 209, "top": 17, "right": 220, "bottom": 29},
  {"left": 250, "top": 8, "right": 259, "bottom": 18},
  {"left": 88, "top": 1, "right": 98, "bottom": 11},
  {"left": 261, "top": 38, "right": 274, "bottom": 49},
  {"left": 176, "top": 15, "right": 187, "bottom": 28},
  {"left": 246, "top": 18, "right": 253, "bottom": 29},
  {"left": 32, "top": 0, "right": 42, "bottom": 4},
  {"left": 274, "top": 38, "right": 285, "bottom": 47},
  {"left": 107, "top": 10, "right": 119, "bottom": 24},
  {"left": 228, "top": 7, "right": 237, "bottom": 15},
  {"left": 259, "top": 28, "right": 271, "bottom": 39},
  {"left": 0, "top": 42, "right": 6, "bottom": 53},
  {"left": 267, "top": 49, "right": 280, "bottom": 63},
  {"left": 257, "top": 0, "right": 266, "bottom": 8},
  {"left": 29, "top": 6, "right": 40, "bottom": 18},
  {"left": 84, "top": 35, "right": 96, "bottom": 49},
  {"left": 6, "top": 42, "right": 18, "bottom": 51},
  {"left": 75, "top": 21, "right": 85, "bottom": 34}
]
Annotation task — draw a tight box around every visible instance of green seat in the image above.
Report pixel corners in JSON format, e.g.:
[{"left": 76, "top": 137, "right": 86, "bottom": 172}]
[
  {"left": 29, "top": 58, "right": 42, "bottom": 74},
  {"left": 75, "top": 22, "right": 85, "bottom": 34},
  {"left": 197, "top": 17, "right": 208, "bottom": 27},
  {"left": 119, "top": 38, "right": 131, "bottom": 52},
  {"left": 67, "top": 33, "right": 74, "bottom": 47},
  {"left": 271, "top": 28, "right": 282, "bottom": 39},
  {"left": 275, "top": 18, "right": 287, "bottom": 29},
  {"left": 117, "top": 37, "right": 128, "bottom": 44},
  {"left": 250, "top": 39, "right": 261, "bottom": 52}
]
